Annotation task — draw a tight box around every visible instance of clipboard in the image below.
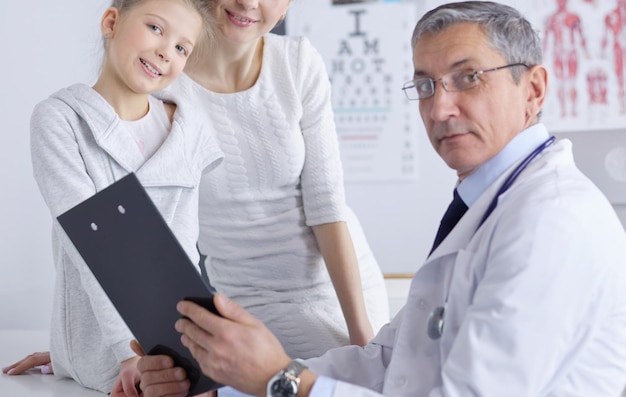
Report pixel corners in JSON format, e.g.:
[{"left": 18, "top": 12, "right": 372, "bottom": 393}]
[{"left": 57, "top": 173, "right": 221, "bottom": 394}]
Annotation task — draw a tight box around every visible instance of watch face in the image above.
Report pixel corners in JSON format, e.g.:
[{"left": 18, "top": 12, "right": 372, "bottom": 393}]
[{"left": 269, "top": 377, "right": 298, "bottom": 397}]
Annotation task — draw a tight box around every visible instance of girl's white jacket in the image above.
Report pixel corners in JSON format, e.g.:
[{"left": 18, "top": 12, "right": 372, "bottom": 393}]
[{"left": 30, "top": 83, "right": 222, "bottom": 392}]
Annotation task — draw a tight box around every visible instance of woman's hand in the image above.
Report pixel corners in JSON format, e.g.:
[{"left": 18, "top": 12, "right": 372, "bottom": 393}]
[{"left": 2, "top": 351, "right": 53, "bottom": 375}]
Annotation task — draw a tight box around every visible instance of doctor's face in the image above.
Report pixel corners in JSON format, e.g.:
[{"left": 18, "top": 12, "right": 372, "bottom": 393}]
[{"left": 413, "top": 23, "right": 538, "bottom": 180}]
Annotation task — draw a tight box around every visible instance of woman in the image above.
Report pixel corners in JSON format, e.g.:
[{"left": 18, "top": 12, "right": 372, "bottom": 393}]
[{"left": 175, "top": 0, "right": 389, "bottom": 359}]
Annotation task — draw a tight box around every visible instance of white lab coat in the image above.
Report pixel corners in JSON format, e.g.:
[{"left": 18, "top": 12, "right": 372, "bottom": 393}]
[{"left": 305, "top": 139, "right": 626, "bottom": 397}]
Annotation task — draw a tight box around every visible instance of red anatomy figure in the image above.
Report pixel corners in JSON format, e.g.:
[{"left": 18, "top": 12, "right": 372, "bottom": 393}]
[
  {"left": 543, "top": 0, "right": 589, "bottom": 117},
  {"left": 587, "top": 68, "right": 608, "bottom": 106},
  {"left": 602, "top": 0, "right": 626, "bottom": 113}
]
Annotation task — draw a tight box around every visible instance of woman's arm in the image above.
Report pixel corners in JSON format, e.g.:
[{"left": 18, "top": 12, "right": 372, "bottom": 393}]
[
  {"left": 312, "top": 222, "right": 374, "bottom": 346},
  {"left": 292, "top": 37, "right": 375, "bottom": 346}
]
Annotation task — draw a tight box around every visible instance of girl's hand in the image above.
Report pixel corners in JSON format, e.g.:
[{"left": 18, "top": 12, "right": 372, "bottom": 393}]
[
  {"left": 110, "top": 355, "right": 141, "bottom": 397},
  {"left": 2, "top": 351, "right": 53, "bottom": 375}
]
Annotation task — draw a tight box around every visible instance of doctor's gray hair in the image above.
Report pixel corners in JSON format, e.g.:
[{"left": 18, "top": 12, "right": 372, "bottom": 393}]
[{"left": 411, "top": 1, "right": 542, "bottom": 83}]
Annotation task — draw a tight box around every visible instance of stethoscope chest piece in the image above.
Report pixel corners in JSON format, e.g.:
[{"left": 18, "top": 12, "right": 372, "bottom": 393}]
[{"left": 427, "top": 306, "right": 445, "bottom": 340}]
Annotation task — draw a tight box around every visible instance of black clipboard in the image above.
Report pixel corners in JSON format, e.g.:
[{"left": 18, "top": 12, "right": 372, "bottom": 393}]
[{"left": 57, "top": 173, "right": 221, "bottom": 395}]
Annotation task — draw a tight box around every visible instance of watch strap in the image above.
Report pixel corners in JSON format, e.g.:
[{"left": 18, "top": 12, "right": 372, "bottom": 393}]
[
  {"left": 267, "top": 360, "right": 308, "bottom": 397},
  {"left": 283, "top": 360, "right": 307, "bottom": 379}
]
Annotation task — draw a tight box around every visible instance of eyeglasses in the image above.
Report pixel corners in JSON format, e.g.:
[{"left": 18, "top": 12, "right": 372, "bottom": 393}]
[{"left": 401, "top": 63, "right": 529, "bottom": 101}]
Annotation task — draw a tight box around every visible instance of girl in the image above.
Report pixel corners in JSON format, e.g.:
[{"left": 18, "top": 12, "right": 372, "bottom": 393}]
[{"left": 2, "top": 0, "right": 222, "bottom": 395}]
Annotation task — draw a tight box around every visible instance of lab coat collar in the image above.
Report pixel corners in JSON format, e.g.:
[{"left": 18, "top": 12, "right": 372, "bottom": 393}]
[
  {"left": 426, "top": 135, "right": 564, "bottom": 262},
  {"left": 458, "top": 124, "right": 550, "bottom": 207}
]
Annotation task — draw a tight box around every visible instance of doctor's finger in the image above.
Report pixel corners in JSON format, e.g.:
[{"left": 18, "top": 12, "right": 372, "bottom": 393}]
[
  {"left": 177, "top": 294, "right": 261, "bottom": 336},
  {"left": 212, "top": 293, "right": 261, "bottom": 327},
  {"left": 180, "top": 330, "right": 212, "bottom": 363},
  {"left": 176, "top": 317, "right": 213, "bottom": 351},
  {"left": 176, "top": 300, "right": 223, "bottom": 334},
  {"left": 136, "top": 354, "right": 174, "bottom": 373}
]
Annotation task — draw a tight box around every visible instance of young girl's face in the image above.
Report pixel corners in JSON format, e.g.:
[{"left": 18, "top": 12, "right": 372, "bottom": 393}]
[
  {"left": 212, "top": 0, "right": 291, "bottom": 45},
  {"left": 100, "top": 0, "right": 203, "bottom": 95}
]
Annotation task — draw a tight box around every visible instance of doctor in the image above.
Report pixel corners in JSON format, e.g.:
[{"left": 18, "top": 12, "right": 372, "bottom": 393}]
[{"left": 136, "top": 2, "right": 626, "bottom": 396}]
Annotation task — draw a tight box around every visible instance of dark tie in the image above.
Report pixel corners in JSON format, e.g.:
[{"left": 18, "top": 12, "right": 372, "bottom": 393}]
[{"left": 430, "top": 188, "right": 468, "bottom": 254}]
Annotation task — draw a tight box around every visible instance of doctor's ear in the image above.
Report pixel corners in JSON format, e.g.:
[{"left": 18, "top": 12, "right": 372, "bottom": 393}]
[{"left": 524, "top": 64, "right": 548, "bottom": 121}]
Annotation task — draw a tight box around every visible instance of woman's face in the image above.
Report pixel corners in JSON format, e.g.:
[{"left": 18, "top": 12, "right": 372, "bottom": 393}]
[{"left": 211, "top": 0, "right": 291, "bottom": 44}]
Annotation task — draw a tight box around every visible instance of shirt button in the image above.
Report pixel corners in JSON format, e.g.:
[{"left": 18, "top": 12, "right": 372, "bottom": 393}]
[{"left": 418, "top": 299, "right": 427, "bottom": 310}]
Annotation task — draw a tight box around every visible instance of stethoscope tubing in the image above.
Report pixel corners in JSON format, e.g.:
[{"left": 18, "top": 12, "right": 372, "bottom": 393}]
[{"left": 477, "top": 136, "right": 556, "bottom": 229}]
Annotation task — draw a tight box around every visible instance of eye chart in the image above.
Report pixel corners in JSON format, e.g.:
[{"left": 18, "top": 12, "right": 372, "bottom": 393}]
[{"left": 287, "top": 1, "right": 420, "bottom": 182}]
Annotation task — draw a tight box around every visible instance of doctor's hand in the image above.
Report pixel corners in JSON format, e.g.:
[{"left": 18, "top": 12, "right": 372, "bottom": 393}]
[{"left": 175, "top": 293, "right": 295, "bottom": 396}]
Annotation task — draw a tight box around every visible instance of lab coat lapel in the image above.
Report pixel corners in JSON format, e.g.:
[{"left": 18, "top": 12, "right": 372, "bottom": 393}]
[{"left": 396, "top": 166, "right": 518, "bottom": 393}]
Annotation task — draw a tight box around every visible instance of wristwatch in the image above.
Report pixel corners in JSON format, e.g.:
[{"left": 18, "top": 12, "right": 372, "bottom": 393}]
[{"left": 266, "top": 360, "right": 308, "bottom": 397}]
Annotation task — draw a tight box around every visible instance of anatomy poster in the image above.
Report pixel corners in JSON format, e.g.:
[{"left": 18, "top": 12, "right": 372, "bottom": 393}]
[
  {"left": 286, "top": 1, "right": 421, "bottom": 182},
  {"left": 524, "top": 0, "right": 626, "bottom": 131},
  {"left": 285, "top": 0, "right": 625, "bottom": 181}
]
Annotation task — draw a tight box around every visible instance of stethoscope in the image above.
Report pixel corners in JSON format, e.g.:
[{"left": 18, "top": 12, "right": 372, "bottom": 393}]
[{"left": 427, "top": 135, "right": 556, "bottom": 340}]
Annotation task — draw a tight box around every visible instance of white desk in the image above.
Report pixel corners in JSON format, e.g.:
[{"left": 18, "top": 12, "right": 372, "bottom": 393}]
[
  {"left": 2, "top": 330, "right": 625, "bottom": 396},
  {"left": 0, "top": 330, "right": 105, "bottom": 397}
]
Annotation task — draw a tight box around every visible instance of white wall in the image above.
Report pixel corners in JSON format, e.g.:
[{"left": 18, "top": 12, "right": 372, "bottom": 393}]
[
  {"left": 0, "top": 0, "right": 455, "bottom": 331},
  {"left": 1, "top": 1, "right": 624, "bottom": 332},
  {"left": 0, "top": 1, "right": 107, "bottom": 330}
]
